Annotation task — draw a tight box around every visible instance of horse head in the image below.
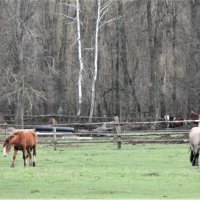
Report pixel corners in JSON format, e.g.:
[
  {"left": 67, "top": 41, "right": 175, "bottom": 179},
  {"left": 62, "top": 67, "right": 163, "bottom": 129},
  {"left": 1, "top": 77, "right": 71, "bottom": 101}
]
[{"left": 3, "top": 135, "right": 15, "bottom": 157}]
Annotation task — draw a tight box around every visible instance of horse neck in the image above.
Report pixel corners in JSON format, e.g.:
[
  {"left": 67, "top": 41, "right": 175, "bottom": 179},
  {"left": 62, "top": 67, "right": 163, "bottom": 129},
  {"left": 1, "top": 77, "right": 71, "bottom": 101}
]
[{"left": 9, "top": 134, "right": 21, "bottom": 146}]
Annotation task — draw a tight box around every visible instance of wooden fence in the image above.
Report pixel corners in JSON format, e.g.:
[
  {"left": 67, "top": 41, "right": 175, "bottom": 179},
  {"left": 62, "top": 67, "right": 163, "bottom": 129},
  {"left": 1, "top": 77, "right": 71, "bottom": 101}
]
[{"left": 0, "top": 116, "right": 199, "bottom": 150}]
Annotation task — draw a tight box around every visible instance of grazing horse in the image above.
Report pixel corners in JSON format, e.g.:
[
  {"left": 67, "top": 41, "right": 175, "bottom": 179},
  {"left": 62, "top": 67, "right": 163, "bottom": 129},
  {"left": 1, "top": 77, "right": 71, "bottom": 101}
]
[
  {"left": 3, "top": 130, "right": 37, "bottom": 167},
  {"left": 48, "top": 117, "right": 58, "bottom": 125},
  {"left": 164, "top": 114, "right": 174, "bottom": 128},
  {"left": 190, "top": 111, "right": 199, "bottom": 125},
  {"left": 190, "top": 111, "right": 199, "bottom": 120},
  {"left": 189, "top": 127, "right": 200, "bottom": 166},
  {"left": 164, "top": 114, "right": 184, "bottom": 128}
]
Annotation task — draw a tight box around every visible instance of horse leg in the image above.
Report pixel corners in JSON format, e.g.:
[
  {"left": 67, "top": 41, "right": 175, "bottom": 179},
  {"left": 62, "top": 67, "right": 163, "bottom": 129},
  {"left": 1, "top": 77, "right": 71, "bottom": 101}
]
[
  {"left": 190, "top": 149, "right": 194, "bottom": 164},
  {"left": 195, "top": 152, "right": 199, "bottom": 166},
  {"left": 166, "top": 122, "right": 169, "bottom": 128},
  {"left": 32, "top": 145, "right": 36, "bottom": 167},
  {"left": 192, "top": 157, "right": 196, "bottom": 166},
  {"left": 11, "top": 148, "right": 17, "bottom": 167},
  {"left": 192, "top": 151, "right": 199, "bottom": 166},
  {"left": 192, "top": 153, "right": 196, "bottom": 166},
  {"left": 26, "top": 148, "right": 32, "bottom": 166},
  {"left": 22, "top": 148, "right": 27, "bottom": 167}
]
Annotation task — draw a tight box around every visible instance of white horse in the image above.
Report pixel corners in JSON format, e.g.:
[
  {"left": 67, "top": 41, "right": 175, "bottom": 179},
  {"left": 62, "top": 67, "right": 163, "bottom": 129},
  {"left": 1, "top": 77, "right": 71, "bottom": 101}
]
[{"left": 189, "top": 127, "right": 200, "bottom": 166}]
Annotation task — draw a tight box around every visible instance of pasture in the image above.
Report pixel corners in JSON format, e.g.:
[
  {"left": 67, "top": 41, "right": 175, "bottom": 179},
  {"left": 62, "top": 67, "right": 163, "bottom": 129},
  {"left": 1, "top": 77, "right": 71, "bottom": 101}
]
[{"left": 0, "top": 142, "right": 200, "bottom": 199}]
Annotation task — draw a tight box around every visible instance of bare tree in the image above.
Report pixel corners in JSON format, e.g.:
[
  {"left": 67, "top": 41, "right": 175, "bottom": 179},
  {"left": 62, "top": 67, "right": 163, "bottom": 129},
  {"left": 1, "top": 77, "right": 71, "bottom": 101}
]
[
  {"left": 147, "top": 0, "right": 165, "bottom": 119},
  {"left": 89, "top": 0, "right": 113, "bottom": 122},
  {"left": 76, "top": 0, "right": 84, "bottom": 116},
  {"left": 187, "top": 0, "right": 200, "bottom": 112},
  {"left": 2, "top": 0, "right": 40, "bottom": 127},
  {"left": 0, "top": 0, "right": 199, "bottom": 123}
]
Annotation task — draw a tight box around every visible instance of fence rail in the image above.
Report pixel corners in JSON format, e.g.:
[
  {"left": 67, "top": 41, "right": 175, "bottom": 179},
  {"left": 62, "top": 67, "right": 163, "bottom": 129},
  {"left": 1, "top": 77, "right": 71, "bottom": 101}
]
[
  {"left": 26, "top": 129, "right": 190, "bottom": 149},
  {"left": 0, "top": 116, "right": 197, "bottom": 149}
]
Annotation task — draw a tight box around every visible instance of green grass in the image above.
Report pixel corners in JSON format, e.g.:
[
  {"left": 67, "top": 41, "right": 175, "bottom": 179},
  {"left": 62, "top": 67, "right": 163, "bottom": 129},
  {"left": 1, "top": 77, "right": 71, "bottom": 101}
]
[{"left": 0, "top": 143, "right": 199, "bottom": 199}]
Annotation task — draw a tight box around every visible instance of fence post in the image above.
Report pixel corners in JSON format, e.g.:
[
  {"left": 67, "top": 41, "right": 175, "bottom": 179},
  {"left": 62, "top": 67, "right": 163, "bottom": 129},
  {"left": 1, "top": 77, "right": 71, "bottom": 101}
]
[
  {"left": 198, "top": 115, "right": 200, "bottom": 127},
  {"left": 53, "top": 127, "right": 57, "bottom": 151},
  {"left": 114, "top": 116, "right": 122, "bottom": 149},
  {"left": 4, "top": 123, "right": 7, "bottom": 137}
]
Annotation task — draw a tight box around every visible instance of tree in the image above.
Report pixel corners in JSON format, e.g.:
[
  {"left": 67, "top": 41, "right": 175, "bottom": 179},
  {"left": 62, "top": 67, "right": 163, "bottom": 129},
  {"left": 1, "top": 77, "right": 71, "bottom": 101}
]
[
  {"left": 76, "top": 0, "right": 84, "bottom": 116},
  {"left": 187, "top": 0, "right": 200, "bottom": 112},
  {"left": 0, "top": 0, "right": 199, "bottom": 123},
  {"left": 89, "top": 0, "right": 113, "bottom": 121},
  {"left": 89, "top": 0, "right": 101, "bottom": 122},
  {"left": 147, "top": 0, "right": 165, "bottom": 119},
  {"left": 3, "top": 0, "right": 40, "bottom": 127}
]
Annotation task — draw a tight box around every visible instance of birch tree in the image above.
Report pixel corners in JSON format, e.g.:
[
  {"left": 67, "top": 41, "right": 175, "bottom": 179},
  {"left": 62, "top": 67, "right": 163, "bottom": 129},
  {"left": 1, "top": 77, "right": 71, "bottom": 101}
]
[
  {"left": 89, "top": 0, "right": 101, "bottom": 122},
  {"left": 76, "top": 0, "right": 84, "bottom": 116},
  {"left": 89, "top": 0, "right": 112, "bottom": 122}
]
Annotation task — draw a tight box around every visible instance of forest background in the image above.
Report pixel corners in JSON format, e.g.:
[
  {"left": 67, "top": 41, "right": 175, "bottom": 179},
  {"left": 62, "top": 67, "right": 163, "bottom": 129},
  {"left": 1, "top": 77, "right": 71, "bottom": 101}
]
[{"left": 0, "top": 0, "right": 199, "bottom": 126}]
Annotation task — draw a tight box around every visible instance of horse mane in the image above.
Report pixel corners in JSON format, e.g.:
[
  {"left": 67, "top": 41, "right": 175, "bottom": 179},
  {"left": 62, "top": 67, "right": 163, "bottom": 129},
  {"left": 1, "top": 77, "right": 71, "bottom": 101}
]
[
  {"left": 6, "top": 134, "right": 15, "bottom": 140},
  {"left": 4, "top": 131, "right": 23, "bottom": 144},
  {"left": 12, "top": 130, "right": 24, "bottom": 137},
  {"left": 3, "top": 134, "right": 16, "bottom": 147},
  {"left": 13, "top": 130, "right": 37, "bottom": 139},
  {"left": 4, "top": 130, "right": 37, "bottom": 143}
]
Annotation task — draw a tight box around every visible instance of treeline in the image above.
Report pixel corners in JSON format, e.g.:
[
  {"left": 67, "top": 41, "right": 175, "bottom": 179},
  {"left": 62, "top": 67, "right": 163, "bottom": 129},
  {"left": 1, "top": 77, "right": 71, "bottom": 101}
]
[{"left": 0, "top": 0, "right": 199, "bottom": 125}]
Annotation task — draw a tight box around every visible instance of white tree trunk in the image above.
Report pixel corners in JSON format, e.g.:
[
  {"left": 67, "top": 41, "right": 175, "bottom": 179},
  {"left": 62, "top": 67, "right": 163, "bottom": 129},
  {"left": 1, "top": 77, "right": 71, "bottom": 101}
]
[
  {"left": 89, "top": 0, "right": 101, "bottom": 122},
  {"left": 76, "top": 0, "right": 84, "bottom": 116}
]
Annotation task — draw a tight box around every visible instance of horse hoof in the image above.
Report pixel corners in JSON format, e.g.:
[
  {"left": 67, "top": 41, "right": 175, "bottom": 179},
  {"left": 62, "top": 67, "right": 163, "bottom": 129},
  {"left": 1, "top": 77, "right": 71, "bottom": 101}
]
[
  {"left": 10, "top": 164, "right": 14, "bottom": 168},
  {"left": 33, "top": 162, "right": 36, "bottom": 167}
]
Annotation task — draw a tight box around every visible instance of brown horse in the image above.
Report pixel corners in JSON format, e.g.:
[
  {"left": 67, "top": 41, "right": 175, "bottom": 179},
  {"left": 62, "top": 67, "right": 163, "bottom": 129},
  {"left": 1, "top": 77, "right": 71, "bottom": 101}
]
[
  {"left": 3, "top": 130, "right": 37, "bottom": 167},
  {"left": 48, "top": 117, "right": 58, "bottom": 125},
  {"left": 190, "top": 111, "right": 199, "bottom": 125},
  {"left": 190, "top": 111, "right": 199, "bottom": 119}
]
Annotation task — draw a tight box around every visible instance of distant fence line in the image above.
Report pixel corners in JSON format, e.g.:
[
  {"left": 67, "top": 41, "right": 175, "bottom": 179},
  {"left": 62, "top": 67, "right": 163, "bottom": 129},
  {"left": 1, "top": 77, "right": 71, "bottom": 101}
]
[
  {"left": 0, "top": 116, "right": 198, "bottom": 149},
  {"left": 0, "top": 118, "right": 199, "bottom": 128},
  {"left": 1, "top": 113, "right": 194, "bottom": 125},
  {"left": 0, "top": 114, "right": 115, "bottom": 125}
]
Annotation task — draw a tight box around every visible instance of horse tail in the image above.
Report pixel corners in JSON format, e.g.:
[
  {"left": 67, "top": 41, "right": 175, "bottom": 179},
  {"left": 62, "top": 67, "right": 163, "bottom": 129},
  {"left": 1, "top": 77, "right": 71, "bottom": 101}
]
[
  {"left": 32, "top": 144, "right": 36, "bottom": 167},
  {"left": 31, "top": 130, "right": 37, "bottom": 167},
  {"left": 29, "top": 130, "right": 37, "bottom": 144},
  {"left": 33, "top": 131, "right": 38, "bottom": 142}
]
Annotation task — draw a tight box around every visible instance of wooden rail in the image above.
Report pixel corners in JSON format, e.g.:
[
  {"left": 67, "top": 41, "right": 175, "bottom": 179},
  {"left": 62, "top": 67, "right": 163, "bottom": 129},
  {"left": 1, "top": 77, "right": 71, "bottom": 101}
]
[
  {"left": 33, "top": 129, "right": 189, "bottom": 150},
  {"left": 0, "top": 115, "right": 195, "bottom": 149}
]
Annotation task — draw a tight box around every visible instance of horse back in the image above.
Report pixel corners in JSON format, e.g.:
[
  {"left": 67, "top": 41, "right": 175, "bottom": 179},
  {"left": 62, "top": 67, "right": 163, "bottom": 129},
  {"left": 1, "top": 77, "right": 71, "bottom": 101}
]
[
  {"left": 23, "top": 130, "right": 37, "bottom": 146},
  {"left": 189, "top": 127, "right": 200, "bottom": 146},
  {"left": 12, "top": 130, "right": 37, "bottom": 147}
]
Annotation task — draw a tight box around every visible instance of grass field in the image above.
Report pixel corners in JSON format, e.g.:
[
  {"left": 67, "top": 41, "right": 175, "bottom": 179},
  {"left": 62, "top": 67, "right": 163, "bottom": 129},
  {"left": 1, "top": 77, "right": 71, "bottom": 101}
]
[{"left": 0, "top": 142, "right": 199, "bottom": 199}]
